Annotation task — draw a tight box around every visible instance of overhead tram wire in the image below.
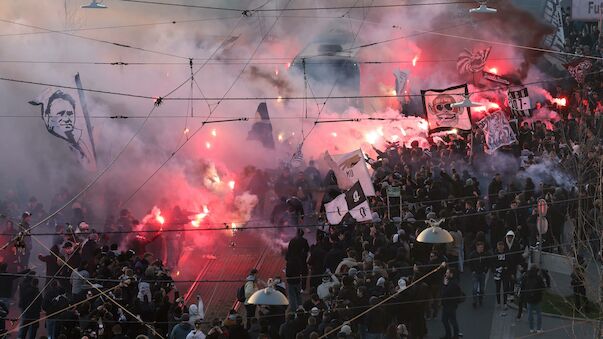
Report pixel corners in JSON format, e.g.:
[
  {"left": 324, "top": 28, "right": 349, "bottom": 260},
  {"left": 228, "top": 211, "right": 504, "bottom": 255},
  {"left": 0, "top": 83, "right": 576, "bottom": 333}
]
[
  {"left": 0, "top": 12, "right": 255, "bottom": 251},
  {"left": 120, "top": 0, "right": 482, "bottom": 12},
  {"left": 0, "top": 68, "right": 599, "bottom": 104},
  {"left": 0, "top": 18, "right": 190, "bottom": 60},
  {"left": 1, "top": 191, "right": 595, "bottom": 236},
  {"left": 118, "top": 0, "right": 295, "bottom": 207},
  {"left": 0, "top": 15, "right": 242, "bottom": 37}
]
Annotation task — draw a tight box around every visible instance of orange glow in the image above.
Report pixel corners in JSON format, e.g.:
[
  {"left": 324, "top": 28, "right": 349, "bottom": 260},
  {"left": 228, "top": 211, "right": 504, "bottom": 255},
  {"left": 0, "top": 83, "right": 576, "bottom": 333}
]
[
  {"left": 365, "top": 130, "right": 380, "bottom": 145},
  {"left": 228, "top": 180, "right": 235, "bottom": 190},
  {"left": 286, "top": 62, "right": 291, "bottom": 69},
  {"left": 417, "top": 120, "right": 429, "bottom": 130},
  {"left": 277, "top": 95, "right": 283, "bottom": 103},
  {"left": 183, "top": 128, "right": 190, "bottom": 135},
  {"left": 412, "top": 55, "right": 419, "bottom": 67},
  {"left": 551, "top": 97, "right": 567, "bottom": 107},
  {"left": 191, "top": 206, "right": 210, "bottom": 228},
  {"left": 488, "top": 67, "right": 498, "bottom": 74},
  {"left": 211, "top": 129, "right": 217, "bottom": 137},
  {"left": 205, "top": 142, "right": 211, "bottom": 149},
  {"left": 391, "top": 89, "right": 397, "bottom": 96},
  {"left": 475, "top": 102, "right": 501, "bottom": 112},
  {"left": 230, "top": 222, "right": 238, "bottom": 235},
  {"left": 331, "top": 132, "right": 337, "bottom": 137},
  {"left": 154, "top": 209, "right": 165, "bottom": 225}
]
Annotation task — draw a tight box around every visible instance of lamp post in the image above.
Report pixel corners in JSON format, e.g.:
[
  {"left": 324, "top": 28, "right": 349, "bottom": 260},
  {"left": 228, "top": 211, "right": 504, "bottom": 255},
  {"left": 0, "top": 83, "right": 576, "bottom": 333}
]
[
  {"left": 248, "top": 279, "right": 289, "bottom": 306},
  {"left": 416, "top": 218, "right": 453, "bottom": 244}
]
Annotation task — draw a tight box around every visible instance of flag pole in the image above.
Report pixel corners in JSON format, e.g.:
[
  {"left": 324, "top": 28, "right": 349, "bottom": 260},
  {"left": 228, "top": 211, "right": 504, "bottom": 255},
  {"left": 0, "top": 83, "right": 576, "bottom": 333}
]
[{"left": 74, "top": 73, "right": 97, "bottom": 163}]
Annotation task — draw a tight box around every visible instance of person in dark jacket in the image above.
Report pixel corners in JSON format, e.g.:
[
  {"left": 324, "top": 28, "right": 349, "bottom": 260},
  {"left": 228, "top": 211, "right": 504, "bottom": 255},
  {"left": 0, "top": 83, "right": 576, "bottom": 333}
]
[
  {"left": 468, "top": 241, "right": 490, "bottom": 307},
  {"left": 170, "top": 313, "right": 194, "bottom": 339},
  {"left": 18, "top": 277, "right": 42, "bottom": 339},
  {"left": 522, "top": 265, "right": 546, "bottom": 333},
  {"left": 285, "top": 229, "right": 309, "bottom": 311},
  {"left": 38, "top": 245, "right": 62, "bottom": 279},
  {"left": 440, "top": 268, "right": 463, "bottom": 339},
  {"left": 0, "top": 262, "right": 30, "bottom": 307},
  {"left": 493, "top": 241, "right": 511, "bottom": 315},
  {"left": 278, "top": 314, "right": 297, "bottom": 339}
]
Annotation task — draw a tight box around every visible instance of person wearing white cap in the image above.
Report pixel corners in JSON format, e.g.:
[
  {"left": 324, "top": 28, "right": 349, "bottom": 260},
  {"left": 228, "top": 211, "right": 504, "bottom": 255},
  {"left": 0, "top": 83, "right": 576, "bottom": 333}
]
[{"left": 493, "top": 241, "right": 511, "bottom": 315}]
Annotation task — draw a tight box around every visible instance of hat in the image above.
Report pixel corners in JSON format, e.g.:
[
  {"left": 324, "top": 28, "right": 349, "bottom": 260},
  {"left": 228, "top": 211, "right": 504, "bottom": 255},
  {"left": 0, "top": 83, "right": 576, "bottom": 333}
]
[
  {"left": 181, "top": 313, "right": 190, "bottom": 322},
  {"left": 398, "top": 278, "right": 407, "bottom": 291},
  {"left": 426, "top": 212, "right": 437, "bottom": 219},
  {"left": 397, "top": 324, "right": 409, "bottom": 335},
  {"left": 376, "top": 277, "right": 386, "bottom": 287},
  {"left": 506, "top": 230, "right": 515, "bottom": 237},
  {"left": 340, "top": 325, "right": 352, "bottom": 335},
  {"left": 62, "top": 241, "right": 73, "bottom": 249},
  {"left": 310, "top": 307, "right": 320, "bottom": 316},
  {"left": 465, "top": 178, "right": 474, "bottom": 186},
  {"left": 348, "top": 268, "right": 358, "bottom": 277}
]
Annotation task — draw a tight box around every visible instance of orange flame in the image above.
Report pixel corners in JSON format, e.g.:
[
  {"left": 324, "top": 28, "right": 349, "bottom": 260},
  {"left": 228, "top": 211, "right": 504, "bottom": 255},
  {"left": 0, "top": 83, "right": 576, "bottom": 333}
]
[
  {"left": 412, "top": 55, "right": 419, "bottom": 67},
  {"left": 205, "top": 142, "right": 211, "bottom": 149},
  {"left": 191, "top": 206, "right": 210, "bottom": 228},
  {"left": 551, "top": 97, "right": 567, "bottom": 107},
  {"left": 228, "top": 180, "right": 235, "bottom": 190},
  {"left": 488, "top": 67, "right": 498, "bottom": 74},
  {"left": 155, "top": 210, "right": 165, "bottom": 225},
  {"left": 211, "top": 129, "right": 217, "bottom": 137}
]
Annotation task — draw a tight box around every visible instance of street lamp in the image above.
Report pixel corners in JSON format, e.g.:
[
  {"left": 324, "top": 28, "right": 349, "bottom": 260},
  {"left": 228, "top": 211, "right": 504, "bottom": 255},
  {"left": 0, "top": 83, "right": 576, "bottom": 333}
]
[
  {"left": 451, "top": 94, "right": 482, "bottom": 109},
  {"left": 82, "top": 0, "right": 107, "bottom": 8},
  {"left": 416, "top": 218, "right": 453, "bottom": 244},
  {"left": 469, "top": 1, "right": 497, "bottom": 14},
  {"left": 247, "top": 279, "right": 289, "bottom": 306}
]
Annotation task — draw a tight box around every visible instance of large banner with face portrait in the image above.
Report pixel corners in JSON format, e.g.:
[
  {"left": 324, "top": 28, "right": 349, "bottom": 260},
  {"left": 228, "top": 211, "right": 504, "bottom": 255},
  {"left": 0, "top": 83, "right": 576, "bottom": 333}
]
[
  {"left": 29, "top": 74, "right": 97, "bottom": 171},
  {"left": 421, "top": 84, "right": 472, "bottom": 134}
]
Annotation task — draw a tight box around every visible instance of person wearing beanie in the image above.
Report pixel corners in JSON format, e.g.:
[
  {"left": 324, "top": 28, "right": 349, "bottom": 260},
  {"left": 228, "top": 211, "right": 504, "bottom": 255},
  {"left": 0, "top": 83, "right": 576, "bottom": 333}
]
[{"left": 170, "top": 313, "right": 193, "bottom": 339}]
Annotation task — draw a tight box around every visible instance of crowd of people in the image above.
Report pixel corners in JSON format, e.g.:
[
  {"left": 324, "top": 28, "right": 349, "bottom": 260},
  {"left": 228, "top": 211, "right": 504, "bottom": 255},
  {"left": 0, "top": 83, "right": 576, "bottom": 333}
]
[{"left": 0, "top": 6, "right": 601, "bottom": 339}]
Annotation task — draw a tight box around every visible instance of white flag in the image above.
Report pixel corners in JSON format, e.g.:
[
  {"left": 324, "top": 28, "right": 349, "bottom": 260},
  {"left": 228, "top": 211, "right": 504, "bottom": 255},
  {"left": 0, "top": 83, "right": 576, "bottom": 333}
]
[
  {"left": 324, "top": 194, "right": 348, "bottom": 225},
  {"left": 324, "top": 149, "right": 375, "bottom": 196}
]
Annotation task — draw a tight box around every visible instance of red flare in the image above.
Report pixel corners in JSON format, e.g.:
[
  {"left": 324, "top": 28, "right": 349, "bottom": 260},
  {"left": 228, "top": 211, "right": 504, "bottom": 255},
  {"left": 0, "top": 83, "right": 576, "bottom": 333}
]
[{"left": 551, "top": 97, "right": 567, "bottom": 107}]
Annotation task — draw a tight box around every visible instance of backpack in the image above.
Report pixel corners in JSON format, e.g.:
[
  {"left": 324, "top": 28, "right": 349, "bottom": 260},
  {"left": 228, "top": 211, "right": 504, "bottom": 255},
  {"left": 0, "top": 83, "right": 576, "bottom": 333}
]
[{"left": 236, "top": 284, "right": 246, "bottom": 302}]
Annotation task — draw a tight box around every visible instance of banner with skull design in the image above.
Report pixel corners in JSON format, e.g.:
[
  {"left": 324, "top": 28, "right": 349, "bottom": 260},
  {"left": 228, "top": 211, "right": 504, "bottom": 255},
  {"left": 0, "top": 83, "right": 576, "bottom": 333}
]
[
  {"left": 29, "top": 74, "right": 97, "bottom": 171},
  {"left": 476, "top": 110, "right": 517, "bottom": 154},
  {"left": 564, "top": 57, "right": 592, "bottom": 84},
  {"left": 421, "top": 84, "right": 472, "bottom": 134}
]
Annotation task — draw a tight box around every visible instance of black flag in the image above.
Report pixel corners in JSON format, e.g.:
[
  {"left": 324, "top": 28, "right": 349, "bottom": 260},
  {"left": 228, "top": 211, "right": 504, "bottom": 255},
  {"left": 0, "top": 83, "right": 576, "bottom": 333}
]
[{"left": 247, "top": 102, "right": 275, "bottom": 149}]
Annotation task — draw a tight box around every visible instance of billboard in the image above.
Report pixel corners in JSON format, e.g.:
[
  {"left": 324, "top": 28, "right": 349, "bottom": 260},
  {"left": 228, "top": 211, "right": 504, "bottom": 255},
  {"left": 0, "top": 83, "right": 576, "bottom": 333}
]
[{"left": 572, "top": 0, "right": 603, "bottom": 21}]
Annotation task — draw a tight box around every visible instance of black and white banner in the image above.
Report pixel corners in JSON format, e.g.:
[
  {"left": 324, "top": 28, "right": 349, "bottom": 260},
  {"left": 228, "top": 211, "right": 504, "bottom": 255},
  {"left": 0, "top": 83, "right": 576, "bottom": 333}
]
[
  {"left": 324, "top": 181, "right": 373, "bottom": 225},
  {"left": 421, "top": 84, "right": 472, "bottom": 134},
  {"left": 476, "top": 110, "right": 517, "bottom": 154},
  {"left": 324, "top": 149, "right": 375, "bottom": 196},
  {"left": 457, "top": 47, "right": 491, "bottom": 75},
  {"left": 508, "top": 87, "right": 532, "bottom": 118},
  {"left": 29, "top": 73, "right": 97, "bottom": 171}
]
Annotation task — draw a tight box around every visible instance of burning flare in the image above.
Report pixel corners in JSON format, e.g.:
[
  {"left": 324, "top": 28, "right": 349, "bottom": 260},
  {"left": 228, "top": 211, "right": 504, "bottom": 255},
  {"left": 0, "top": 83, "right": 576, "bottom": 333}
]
[
  {"left": 551, "top": 97, "right": 567, "bottom": 107},
  {"left": 412, "top": 55, "right": 419, "bottom": 67},
  {"left": 191, "top": 205, "right": 210, "bottom": 228}
]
